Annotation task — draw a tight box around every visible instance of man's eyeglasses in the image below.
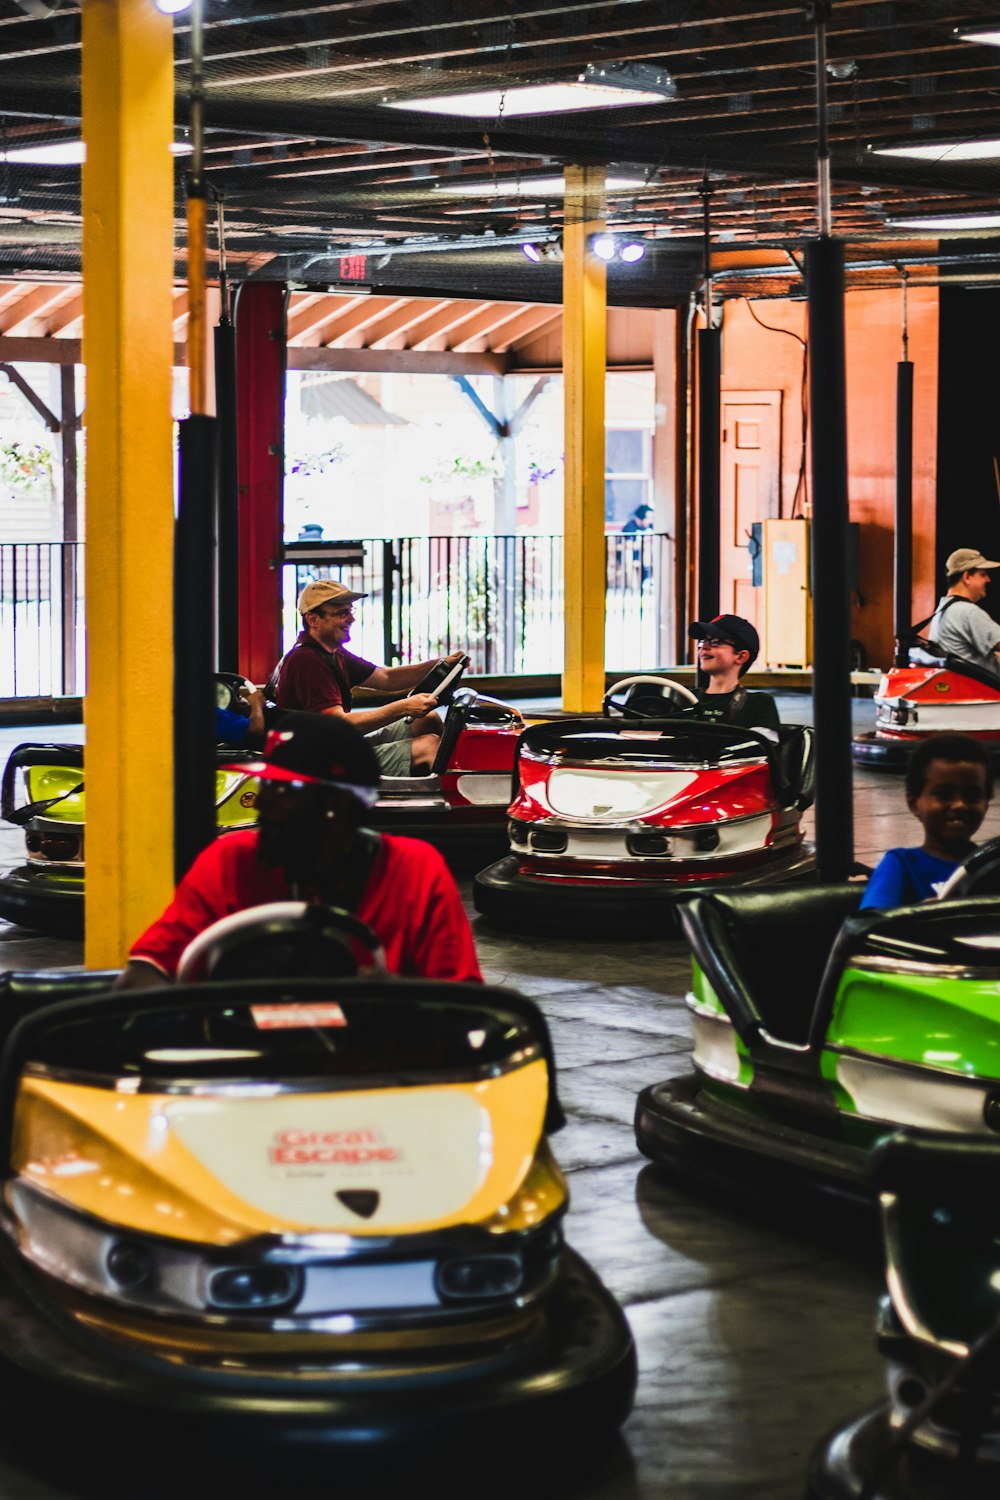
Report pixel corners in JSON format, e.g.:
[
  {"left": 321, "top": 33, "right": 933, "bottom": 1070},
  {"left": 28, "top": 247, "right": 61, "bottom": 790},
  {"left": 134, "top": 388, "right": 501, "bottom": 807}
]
[
  {"left": 697, "top": 636, "right": 734, "bottom": 649},
  {"left": 318, "top": 606, "right": 353, "bottom": 619}
]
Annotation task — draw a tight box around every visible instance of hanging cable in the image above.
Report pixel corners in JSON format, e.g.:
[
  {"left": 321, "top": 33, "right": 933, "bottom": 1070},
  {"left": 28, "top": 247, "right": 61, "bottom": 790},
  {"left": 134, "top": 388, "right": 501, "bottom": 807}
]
[{"left": 744, "top": 297, "right": 810, "bottom": 518}]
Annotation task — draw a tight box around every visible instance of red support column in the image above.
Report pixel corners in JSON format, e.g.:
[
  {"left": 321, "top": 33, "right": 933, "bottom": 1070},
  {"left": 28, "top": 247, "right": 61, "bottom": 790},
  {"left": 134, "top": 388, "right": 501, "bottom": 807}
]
[{"left": 235, "top": 281, "right": 286, "bottom": 682}]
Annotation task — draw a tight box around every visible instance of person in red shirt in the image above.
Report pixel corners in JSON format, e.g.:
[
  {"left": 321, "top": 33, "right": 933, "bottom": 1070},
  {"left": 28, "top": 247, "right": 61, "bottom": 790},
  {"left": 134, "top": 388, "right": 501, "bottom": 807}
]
[
  {"left": 267, "top": 579, "right": 466, "bottom": 774},
  {"left": 116, "top": 714, "right": 482, "bottom": 989}
]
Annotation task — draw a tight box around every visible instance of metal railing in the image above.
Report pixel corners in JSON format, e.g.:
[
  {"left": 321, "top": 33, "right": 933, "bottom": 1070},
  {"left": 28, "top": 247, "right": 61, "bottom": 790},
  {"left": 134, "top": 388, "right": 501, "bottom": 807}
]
[
  {"left": 0, "top": 532, "right": 672, "bottom": 704},
  {"left": 282, "top": 532, "right": 672, "bottom": 674},
  {"left": 0, "top": 542, "right": 84, "bottom": 699}
]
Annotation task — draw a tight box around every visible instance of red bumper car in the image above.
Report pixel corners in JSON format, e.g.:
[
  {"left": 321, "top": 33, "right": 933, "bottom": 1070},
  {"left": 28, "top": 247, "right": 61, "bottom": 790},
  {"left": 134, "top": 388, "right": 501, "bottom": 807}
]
[
  {"left": 852, "top": 652, "right": 1000, "bottom": 771},
  {"left": 474, "top": 683, "right": 816, "bottom": 931}
]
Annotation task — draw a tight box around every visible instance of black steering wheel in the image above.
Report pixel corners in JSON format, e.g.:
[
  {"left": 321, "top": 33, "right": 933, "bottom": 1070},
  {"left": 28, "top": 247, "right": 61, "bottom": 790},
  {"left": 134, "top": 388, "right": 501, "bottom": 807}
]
[
  {"left": 177, "top": 904, "right": 385, "bottom": 983},
  {"left": 934, "top": 836, "right": 1000, "bottom": 901},
  {"left": 215, "top": 672, "right": 252, "bottom": 717},
  {"left": 412, "top": 656, "right": 469, "bottom": 707},
  {"left": 602, "top": 674, "right": 700, "bottom": 720}
]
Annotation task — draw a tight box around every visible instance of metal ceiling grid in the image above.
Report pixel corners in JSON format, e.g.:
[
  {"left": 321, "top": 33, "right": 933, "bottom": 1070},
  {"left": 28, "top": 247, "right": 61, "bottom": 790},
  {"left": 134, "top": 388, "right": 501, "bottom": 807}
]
[{"left": 0, "top": 0, "right": 1000, "bottom": 300}]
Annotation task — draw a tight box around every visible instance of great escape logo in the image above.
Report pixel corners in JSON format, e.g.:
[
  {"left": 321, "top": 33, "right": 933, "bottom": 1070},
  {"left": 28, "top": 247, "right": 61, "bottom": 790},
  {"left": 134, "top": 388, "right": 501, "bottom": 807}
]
[{"left": 269, "top": 1128, "right": 399, "bottom": 1166}]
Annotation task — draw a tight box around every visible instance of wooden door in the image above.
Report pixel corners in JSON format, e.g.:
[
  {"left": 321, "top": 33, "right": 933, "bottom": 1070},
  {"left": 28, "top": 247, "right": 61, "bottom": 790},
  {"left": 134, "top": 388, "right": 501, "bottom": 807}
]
[{"left": 720, "top": 391, "right": 782, "bottom": 632}]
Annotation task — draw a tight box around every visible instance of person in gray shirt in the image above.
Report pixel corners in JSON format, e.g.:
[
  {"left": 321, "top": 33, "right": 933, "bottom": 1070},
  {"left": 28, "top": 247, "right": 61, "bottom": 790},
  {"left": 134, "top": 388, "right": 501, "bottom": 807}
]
[{"left": 928, "top": 547, "right": 1000, "bottom": 677}]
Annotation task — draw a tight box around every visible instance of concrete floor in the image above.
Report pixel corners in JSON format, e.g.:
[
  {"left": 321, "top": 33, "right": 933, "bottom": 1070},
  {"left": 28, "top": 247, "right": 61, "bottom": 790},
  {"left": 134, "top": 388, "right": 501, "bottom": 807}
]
[{"left": 0, "top": 699, "right": 993, "bottom": 1498}]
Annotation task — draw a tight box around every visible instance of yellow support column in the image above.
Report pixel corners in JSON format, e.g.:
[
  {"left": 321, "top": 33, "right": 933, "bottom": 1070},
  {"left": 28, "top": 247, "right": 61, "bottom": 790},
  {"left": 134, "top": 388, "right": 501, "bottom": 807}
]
[
  {"left": 562, "top": 165, "right": 607, "bottom": 711},
  {"left": 82, "top": 0, "right": 176, "bottom": 968}
]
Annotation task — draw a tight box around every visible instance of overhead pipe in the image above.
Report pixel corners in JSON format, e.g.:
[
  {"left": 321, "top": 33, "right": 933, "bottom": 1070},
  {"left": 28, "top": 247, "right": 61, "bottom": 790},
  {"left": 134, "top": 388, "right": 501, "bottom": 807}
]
[
  {"left": 806, "top": 0, "right": 854, "bottom": 882},
  {"left": 894, "top": 271, "right": 913, "bottom": 668},
  {"left": 174, "top": 0, "right": 218, "bottom": 881}
]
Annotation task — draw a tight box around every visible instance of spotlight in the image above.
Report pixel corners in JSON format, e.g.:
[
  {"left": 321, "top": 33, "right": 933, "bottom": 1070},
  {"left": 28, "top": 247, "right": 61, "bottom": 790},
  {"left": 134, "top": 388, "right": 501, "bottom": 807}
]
[
  {"left": 521, "top": 242, "right": 543, "bottom": 263},
  {"left": 620, "top": 240, "right": 646, "bottom": 263},
  {"left": 591, "top": 234, "right": 617, "bottom": 261}
]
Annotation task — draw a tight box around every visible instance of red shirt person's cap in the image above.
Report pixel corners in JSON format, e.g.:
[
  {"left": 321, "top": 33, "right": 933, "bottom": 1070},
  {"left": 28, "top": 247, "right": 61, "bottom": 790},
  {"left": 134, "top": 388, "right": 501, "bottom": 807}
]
[{"left": 222, "top": 714, "right": 381, "bottom": 805}]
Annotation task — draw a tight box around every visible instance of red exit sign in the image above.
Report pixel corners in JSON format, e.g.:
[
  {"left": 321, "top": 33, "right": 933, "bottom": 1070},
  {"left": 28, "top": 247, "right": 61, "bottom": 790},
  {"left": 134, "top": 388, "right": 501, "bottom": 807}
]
[{"left": 338, "top": 254, "right": 368, "bottom": 281}]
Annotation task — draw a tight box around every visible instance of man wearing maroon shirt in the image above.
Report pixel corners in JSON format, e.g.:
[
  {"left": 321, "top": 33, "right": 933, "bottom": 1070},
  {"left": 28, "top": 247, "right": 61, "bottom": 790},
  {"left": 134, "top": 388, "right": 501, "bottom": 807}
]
[
  {"left": 267, "top": 579, "right": 466, "bottom": 774},
  {"left": 116, "top": 715, "right": 482, "bottom": 990}
]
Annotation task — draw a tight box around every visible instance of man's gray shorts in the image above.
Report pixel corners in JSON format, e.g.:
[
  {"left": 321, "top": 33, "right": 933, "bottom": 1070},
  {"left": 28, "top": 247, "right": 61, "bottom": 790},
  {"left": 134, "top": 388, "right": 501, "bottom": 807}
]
[{"left": 365, "top": 720, "right": 412, "bottom": 776}]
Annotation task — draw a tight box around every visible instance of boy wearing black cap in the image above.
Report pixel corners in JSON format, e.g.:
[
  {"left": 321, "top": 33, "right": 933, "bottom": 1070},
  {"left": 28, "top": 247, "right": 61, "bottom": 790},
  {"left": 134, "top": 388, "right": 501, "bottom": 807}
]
[
  {"left": 688, "top": 613, "right": 780, "bottom": 732},
  {"left": 116, "top": 715, "right": 482, "bottom": 989}
]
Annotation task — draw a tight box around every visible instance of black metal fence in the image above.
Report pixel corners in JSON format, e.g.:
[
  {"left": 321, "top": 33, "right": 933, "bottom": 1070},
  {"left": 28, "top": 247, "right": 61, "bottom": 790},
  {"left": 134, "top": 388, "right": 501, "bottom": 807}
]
[
  {"left": 282, "top": 532, "right": 671, "bottom": 674},
  {"left": 0, "top": 542, "right": 83, "bottom": 699},
  {"left": 0, "top": 533, "right": 671, "bottom": 703}
]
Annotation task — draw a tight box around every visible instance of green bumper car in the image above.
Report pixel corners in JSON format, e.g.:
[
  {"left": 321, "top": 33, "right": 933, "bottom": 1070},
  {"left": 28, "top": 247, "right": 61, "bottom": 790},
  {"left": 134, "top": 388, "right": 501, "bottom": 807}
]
[
  {"left": 808, "top": 1132, "right": 1000, "bottom": 1499},
  {"left": 635, "top": 883, "right": 1000, "bottom": 1217},
  {"left": 0, "top": 743, "right": 257, "bottom": 938}
]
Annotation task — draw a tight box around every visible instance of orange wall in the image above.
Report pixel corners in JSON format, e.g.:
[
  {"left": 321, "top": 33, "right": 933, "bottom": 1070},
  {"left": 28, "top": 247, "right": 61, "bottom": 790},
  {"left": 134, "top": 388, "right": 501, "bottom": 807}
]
[{"left": 721, "top": 288, "right": 938, "bottom": 669}]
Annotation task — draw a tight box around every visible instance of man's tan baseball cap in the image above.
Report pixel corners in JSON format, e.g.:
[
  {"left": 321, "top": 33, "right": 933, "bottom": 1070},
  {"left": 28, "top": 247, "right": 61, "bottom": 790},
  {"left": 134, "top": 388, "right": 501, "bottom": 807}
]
[
  {"left": 298, "top": 579, "right": 368, "bottom": 615},
  {"left": 946, "top": 548, "right": 1000, "bottom": 574}
]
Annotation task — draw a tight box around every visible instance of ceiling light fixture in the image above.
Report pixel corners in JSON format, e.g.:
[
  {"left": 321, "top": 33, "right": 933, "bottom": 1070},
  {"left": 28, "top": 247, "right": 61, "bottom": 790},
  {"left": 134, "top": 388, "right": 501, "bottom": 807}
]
[
  {"left": 386, "top": 62, "right": 675, "bottom": 118},
  {"left": 872, "top": 137, "right": 1000, "bottom": 162},
  {"left": 521, "top": 241, "right": 543, "bottom": 263},
  {"left": 954, "top": 25, "right": 1000, "bottom": 47},
  {"left": 619, "top": 240, "right": 646, "bottom": 263},
  {"left": 887, "top": 212, "right": 1000, "bottom": 231},
  {"left": 436, "top": 174, "right": 646, "bottom": 198},
  {"left": 154, "top": 0, "right": 194, "bottom": 12},
  {"left": 0, "top": 141, "right": 193, "bottom": 166},
  {"left": 588, "top": 233, "right": 646, "bottom": 263}
]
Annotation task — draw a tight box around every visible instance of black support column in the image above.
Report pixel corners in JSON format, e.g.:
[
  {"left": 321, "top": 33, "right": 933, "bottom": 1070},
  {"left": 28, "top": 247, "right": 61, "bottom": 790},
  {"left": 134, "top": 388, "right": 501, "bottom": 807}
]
[
  {"left": 894, "top": 358, "right": 913, "bottom": 666},
  {"left": 174, "top": 414, "right": 218, "bottom": 883},
  {"left": 696, "top": 325, "right": 721, "bottom": 628},
  {"left": 807, "top": 235, "right": 854, "bottom": 881}
]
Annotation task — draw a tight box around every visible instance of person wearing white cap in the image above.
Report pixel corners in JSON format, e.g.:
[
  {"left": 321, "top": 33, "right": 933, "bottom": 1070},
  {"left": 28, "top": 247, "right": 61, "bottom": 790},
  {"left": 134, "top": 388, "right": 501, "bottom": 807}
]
[
  {"left": 266, "top": 579, "right": 466, "bottom": 774},
  {"left": 928, "top": 548, "right": 1000, "bottom": 677}
]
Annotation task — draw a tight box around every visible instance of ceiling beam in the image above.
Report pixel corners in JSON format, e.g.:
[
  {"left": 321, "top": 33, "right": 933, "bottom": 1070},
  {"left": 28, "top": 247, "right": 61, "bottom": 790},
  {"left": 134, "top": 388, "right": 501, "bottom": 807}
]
[
  {"left": 490, "top": 306, "right": 563, "bottom": 352},
  {"left": 288, "top": 345, "right": 508, "bottom": 375}
]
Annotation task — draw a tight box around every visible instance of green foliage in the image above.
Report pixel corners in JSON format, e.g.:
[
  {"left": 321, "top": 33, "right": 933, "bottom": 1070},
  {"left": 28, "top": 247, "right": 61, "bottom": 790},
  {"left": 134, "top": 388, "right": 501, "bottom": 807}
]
[
  {"left": 0, "top": 438, "right": 52, "bottom": 493},
  {"left": 420, "top": 453, "right": 501, "bottom": 485}
]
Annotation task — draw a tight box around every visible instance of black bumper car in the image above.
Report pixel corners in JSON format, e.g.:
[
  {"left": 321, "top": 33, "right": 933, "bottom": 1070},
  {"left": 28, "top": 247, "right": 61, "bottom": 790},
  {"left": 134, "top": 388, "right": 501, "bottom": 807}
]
[{"left": 808, "top": 1133, "right": 1000, "bottom": 1499}]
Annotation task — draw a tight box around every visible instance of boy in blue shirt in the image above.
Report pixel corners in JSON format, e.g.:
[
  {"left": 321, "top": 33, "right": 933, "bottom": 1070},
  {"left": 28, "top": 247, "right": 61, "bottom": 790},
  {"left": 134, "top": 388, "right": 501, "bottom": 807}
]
[{"left": 861, "top": 733, "right": 993, "bottom": 909}]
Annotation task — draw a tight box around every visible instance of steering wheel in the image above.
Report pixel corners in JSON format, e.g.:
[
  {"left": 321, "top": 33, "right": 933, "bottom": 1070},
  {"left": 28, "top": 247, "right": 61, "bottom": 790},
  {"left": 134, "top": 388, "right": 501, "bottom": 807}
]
[
  {"left": 177, "top": 903, "right": 386, "bottom": 983},
  {"left": 603, "top": 674, "right": 699, "bottom": 720},
  {"left": 934, "top": 836, "right": 1000, "bottom": 902},
  {"left": 215, "top": 672, "right": 252, "bottom": 717},
  {"left": 412, "top": 656, "right": 469, "bottom": 707}
]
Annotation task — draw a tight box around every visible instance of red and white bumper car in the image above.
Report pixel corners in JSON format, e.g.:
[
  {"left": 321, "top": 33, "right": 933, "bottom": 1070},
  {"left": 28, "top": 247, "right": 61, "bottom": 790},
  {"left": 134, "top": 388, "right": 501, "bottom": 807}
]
[
  {"left": 474, "top": 677, "right": 816, "bottom": 930},
  {"left": 852, "top": 651, "right": 1000, "bottom": 771}
]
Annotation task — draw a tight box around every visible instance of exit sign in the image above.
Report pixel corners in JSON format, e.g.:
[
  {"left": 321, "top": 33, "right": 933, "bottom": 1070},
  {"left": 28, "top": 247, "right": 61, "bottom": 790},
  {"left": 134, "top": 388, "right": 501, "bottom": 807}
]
[{"left": 338, "top": 254, "right": 368, "bottom": 281}]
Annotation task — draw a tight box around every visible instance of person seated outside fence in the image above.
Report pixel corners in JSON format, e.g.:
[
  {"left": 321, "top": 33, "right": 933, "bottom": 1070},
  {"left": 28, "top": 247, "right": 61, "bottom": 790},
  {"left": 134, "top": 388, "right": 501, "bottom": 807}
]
[
  {"left": 687, "top": 614, "right": 781, "bottom": 733},
  {"left": 860, "top": 734, "right": 992, "bottom": 910},
  {"left": 266, "top": 580, "right": 466, "bottom": 775}
]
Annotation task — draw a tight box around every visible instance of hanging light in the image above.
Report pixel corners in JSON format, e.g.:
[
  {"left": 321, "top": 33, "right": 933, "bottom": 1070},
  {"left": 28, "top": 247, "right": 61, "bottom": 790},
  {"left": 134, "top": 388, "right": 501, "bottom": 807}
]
[
  {"left": 591, "top": 233, "right": 618, "bottom": 261},
  {"left": 588, "top": 234, "right": 647, "bottom": 262},
  {"left": 154, "top": 0, "right": 194, "bottom": 13},
  {"left": 521, "top": 242, "right": 543, "bottom": 263}
]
